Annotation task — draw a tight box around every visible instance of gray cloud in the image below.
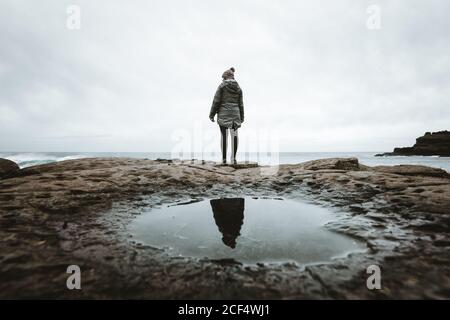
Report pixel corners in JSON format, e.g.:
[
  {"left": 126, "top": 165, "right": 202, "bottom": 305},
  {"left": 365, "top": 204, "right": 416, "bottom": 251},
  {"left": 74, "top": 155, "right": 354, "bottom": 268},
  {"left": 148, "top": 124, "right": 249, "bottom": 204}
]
[{"left": 1, "top": 0, "right": 449, "bottom": 152}]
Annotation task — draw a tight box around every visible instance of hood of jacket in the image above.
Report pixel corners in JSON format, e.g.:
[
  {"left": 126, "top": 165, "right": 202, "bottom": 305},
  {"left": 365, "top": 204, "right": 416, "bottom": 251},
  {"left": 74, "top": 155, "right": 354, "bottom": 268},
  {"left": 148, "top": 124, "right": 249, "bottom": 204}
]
[{"left": 222, "top": 80, "right": 241, "bottom": 94}]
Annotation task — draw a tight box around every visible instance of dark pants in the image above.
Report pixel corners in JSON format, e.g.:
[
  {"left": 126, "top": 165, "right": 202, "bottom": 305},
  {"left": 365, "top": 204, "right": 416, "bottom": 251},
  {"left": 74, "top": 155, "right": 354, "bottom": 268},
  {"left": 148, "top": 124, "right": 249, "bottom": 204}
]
[{"left": 219, "top": 125, "right": 238, "bottom": 163}]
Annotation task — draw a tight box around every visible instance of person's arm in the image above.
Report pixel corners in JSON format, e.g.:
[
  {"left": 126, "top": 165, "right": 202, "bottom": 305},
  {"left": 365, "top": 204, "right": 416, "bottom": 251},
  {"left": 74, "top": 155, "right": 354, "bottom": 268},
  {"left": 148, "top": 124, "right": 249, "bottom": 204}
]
[
  {"left": 238, "top": 90, "right": 244, "bottom": 122},
  {"left": 209, "top": 85, "right": 222, "bottom": 121}
]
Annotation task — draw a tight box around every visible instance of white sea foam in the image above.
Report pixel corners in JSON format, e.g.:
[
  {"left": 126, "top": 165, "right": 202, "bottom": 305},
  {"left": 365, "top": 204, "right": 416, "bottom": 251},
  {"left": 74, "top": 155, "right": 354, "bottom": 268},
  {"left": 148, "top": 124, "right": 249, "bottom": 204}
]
[{"left": 0, "top": 153, "right": 86, "bottom": 168}]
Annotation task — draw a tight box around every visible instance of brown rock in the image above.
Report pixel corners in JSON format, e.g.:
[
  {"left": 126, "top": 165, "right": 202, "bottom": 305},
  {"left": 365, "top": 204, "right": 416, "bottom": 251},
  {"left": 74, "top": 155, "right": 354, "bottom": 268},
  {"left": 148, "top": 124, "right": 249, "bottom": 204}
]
[
  {"left": 1, "top": 157, "right": 449, "bottom": 299},
  {"left": 299, "top": 157, "right": 360, "bottom": 171},
  {"left": 372, "top": 164, "right": 449, "bottom": 178},
  {"left": 0, "top": 158, "right": 20, "bottom": 179}
]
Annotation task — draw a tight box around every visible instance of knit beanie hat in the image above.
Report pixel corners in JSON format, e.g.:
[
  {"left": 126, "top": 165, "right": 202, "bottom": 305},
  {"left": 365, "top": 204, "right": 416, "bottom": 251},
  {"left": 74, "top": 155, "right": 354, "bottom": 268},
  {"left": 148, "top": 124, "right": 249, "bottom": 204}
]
[{"left": 222, "top": 67, "right": 235, "bottom": 80}]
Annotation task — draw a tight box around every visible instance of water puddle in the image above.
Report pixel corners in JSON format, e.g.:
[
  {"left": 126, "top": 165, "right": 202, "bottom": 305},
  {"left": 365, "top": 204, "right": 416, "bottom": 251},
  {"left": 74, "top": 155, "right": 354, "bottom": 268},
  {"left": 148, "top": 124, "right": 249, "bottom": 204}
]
[{"left": 129, "top": 197, "right": 364, "bottom": 265}]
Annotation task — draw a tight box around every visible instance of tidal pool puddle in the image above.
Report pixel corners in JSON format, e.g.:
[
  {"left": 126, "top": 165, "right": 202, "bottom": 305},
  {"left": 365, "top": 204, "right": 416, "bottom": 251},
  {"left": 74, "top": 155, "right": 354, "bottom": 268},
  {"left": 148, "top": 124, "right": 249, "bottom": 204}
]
[{"left": 129, "top": 197, "right": 364, "bottom": 265}]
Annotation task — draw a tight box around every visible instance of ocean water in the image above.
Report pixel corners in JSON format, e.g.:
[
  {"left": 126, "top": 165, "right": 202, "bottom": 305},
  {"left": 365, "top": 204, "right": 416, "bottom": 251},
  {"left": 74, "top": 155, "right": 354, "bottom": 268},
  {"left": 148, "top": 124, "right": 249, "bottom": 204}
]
[{"left": 1, "top": 151, "right": 449, "bottom": 172}]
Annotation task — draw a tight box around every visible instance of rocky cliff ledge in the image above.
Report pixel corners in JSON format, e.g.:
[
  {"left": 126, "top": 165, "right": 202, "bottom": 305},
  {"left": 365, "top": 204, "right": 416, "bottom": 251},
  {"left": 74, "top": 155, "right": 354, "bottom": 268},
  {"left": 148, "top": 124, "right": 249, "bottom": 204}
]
[
  {"left": 0, "top": 158, "right": 20, "bottom": 178},
  {"left": 0, "top": 157, "right": 449, "bottom": 299},
  {"left": 377, "top": 131, "right": 450, "bottom": 156}
]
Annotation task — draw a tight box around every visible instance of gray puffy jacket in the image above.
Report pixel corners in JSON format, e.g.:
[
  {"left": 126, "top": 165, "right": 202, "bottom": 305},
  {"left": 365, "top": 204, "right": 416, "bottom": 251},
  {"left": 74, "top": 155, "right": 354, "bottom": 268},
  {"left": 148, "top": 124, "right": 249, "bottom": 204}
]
[{"left": 209, "top": 80, "right": 244, "bottom": 129}]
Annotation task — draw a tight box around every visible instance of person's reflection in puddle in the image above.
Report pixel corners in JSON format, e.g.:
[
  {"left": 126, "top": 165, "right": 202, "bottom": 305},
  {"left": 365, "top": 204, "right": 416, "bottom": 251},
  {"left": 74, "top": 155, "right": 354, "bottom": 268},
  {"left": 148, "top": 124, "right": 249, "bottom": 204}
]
[{"left": 210, "top": 198, "right": 245, "bottom": 248}]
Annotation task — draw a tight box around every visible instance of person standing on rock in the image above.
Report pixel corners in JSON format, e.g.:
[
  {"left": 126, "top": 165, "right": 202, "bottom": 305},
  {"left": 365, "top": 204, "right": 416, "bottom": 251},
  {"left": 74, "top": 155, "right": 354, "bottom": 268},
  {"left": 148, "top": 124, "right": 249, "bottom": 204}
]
[{"left": 209, "top": 67, "right": 244, "bottom": 164}]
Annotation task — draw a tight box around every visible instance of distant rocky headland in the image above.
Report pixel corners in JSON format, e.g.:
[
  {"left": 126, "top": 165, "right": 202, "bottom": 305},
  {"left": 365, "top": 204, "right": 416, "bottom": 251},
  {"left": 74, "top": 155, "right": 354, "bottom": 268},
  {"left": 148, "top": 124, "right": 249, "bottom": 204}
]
[{"left": 377, "top": 130, "right": 450, "bottom": 157}]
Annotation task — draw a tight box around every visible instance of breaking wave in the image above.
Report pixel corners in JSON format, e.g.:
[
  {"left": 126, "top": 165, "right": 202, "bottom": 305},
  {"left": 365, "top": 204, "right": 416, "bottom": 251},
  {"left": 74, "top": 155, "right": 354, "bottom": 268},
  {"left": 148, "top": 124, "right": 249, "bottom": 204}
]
[{"left": 0, "top": 153, "right": 86, "bottom": 168}]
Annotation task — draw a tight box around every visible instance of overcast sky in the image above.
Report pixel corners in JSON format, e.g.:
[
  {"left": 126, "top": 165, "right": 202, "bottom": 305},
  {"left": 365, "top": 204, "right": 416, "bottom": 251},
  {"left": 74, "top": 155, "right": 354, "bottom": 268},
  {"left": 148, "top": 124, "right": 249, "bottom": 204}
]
[{"left": 1, "top": 0, "right": 449, "bottom": 152}]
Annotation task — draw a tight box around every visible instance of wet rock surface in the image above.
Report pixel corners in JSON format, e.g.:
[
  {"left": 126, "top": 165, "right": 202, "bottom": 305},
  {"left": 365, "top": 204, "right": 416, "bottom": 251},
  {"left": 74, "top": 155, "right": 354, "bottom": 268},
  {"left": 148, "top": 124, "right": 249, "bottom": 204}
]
[
  {"left": 0, "top": 158, "right": 20, "bottom": 179},
  {"left": 0, "top": 157, "right": 449, "bottom": 299}
]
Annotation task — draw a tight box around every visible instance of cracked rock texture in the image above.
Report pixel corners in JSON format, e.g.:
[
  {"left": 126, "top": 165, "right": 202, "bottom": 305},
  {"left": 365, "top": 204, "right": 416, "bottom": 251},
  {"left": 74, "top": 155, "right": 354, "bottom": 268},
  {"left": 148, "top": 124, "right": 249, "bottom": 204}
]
[{"left": 0, "top": 157, "right": 449, "bottom": 299}]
